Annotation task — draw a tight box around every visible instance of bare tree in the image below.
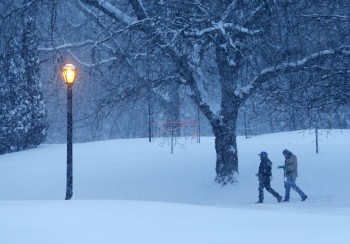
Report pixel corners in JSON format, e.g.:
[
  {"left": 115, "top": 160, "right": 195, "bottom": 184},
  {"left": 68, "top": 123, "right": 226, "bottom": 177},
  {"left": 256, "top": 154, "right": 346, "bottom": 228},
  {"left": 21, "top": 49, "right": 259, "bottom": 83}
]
[{"left": 41, "top": 0, "right": 350, "bottom": 184}]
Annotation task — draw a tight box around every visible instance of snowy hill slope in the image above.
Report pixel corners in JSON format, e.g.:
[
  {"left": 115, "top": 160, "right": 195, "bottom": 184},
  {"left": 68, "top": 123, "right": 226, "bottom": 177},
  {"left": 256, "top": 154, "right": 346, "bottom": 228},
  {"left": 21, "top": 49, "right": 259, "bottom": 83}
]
[{"left": 0, "top": 130, "right": 350, "bottom": 243}]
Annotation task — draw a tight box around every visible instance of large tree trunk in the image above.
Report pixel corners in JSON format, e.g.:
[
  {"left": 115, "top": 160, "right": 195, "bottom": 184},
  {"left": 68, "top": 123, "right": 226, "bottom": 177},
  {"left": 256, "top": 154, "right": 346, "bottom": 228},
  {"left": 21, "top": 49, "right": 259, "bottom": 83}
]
[
  {"left": 212, "top": 117, "right": 239, "bottom": 185},
  {"left": 211, "top": 34, "right": 242, "bottom": 185},
  {"left": 211, "top": 87, "right": 240, "bottom": 184},
  {"left": 192, "top": 86, "right": 240, "bottom": 185}
]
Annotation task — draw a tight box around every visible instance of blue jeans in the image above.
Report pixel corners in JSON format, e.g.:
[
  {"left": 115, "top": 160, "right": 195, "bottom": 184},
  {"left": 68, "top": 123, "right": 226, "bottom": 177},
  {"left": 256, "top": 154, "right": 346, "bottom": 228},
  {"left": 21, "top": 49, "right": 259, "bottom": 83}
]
[{"left": 284, "top": 176, "right": 306, "bottom": 200}]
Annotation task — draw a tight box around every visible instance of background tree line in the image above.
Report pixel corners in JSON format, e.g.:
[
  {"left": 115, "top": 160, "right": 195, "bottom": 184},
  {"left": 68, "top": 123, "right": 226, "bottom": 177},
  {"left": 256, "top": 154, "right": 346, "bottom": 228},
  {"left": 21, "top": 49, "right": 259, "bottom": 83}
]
[{"left": 1, "top": 0, "right": 349, "bottom": 184}]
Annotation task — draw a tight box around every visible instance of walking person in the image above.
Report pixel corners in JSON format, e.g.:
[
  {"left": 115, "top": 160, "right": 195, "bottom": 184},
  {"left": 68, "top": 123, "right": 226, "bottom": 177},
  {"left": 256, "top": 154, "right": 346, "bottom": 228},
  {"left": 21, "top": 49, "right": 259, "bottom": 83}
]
[
  {"left": 278, "top": 149, "right": 308, "bottom": 202},
  {"left": 255, "top": 151, "right": 282, "bottom": 204}
]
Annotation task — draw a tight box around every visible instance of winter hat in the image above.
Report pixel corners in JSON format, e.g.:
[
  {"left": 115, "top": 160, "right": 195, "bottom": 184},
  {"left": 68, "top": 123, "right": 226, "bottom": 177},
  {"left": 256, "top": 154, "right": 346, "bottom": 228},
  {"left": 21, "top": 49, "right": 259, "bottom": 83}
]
[{"left": 258, "top": 151, "right": 268, "bottom": 158}]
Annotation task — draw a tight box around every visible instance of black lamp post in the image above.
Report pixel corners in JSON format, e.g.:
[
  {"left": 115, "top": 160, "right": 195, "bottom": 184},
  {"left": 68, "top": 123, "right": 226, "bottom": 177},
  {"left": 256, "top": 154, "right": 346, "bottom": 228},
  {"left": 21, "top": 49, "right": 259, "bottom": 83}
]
[{"left": 62, "top": 64, "right": 77, "bottom": 200}]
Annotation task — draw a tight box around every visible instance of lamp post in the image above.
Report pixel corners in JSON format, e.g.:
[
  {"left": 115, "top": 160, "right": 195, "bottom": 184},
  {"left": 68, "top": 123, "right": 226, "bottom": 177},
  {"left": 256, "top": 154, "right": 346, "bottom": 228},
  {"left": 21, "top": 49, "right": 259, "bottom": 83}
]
[{"left": 62, "top": 64, "right": 77, "bottom": 200}]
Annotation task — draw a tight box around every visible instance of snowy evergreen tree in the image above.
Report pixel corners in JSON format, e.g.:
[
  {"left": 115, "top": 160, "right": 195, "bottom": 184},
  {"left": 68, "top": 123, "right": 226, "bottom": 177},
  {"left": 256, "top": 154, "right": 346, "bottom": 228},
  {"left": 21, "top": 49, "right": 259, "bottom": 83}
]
[
  {"left": 0, "top": 1, "right": 48, "bottom": 154},
  {"left": 0, "top": 35, "right": 26, "bottom": 154},
  {"left": 20, "top": 13, "right": 48, "bottom": 148}
]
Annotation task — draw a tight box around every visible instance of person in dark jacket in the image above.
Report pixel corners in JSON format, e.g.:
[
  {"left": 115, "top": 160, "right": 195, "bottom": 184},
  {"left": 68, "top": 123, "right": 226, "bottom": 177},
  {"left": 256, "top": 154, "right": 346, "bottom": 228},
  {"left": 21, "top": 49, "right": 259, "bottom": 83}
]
[
  {"left": 255, "top": 151, "right": 282, "bottom": 203},
  {"left": 277, "top": 149, "right": 307, "bottom": 202}
]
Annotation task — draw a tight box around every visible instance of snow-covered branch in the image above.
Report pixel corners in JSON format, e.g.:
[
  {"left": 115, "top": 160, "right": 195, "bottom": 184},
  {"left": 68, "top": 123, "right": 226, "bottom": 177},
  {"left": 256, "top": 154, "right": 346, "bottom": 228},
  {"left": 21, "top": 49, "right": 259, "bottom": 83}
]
[
  {"left": 79, "top": 0, "right": 137, "bottom": 25},
  {"left": 2, "top": 0, "right": 36, "bottom": 20},
  {"left": 302, "top": 14, "right": 350, "bottom": 21},
  {"left": 68, "top": 50, "right": 117, "bottom": 67},
  {"left": 244, "top": 3, "right": 265, "bottom": 25},
  {"left": 237, "top": 46, "right": 350, "bottom": 100},
  {"left": 39, "top": 40, "right": 96, "bottom": 51},
  {"left": 78, "top": 0, "right": 151, "bottom": 36},
  {"left": 39, "top": 32, "right": 120, "bottom": 53},
  {"left": 222, "top": 0, "right": 238, "bottom": 21},
  {"left": 184, "top": 21, "right": 262, "bottom": 37},
  {"left": 321, "top": 69, "right": 350, "bottom": 79},
  {"left": 128, "top": 0, "right": 148, "bottom": 20}
]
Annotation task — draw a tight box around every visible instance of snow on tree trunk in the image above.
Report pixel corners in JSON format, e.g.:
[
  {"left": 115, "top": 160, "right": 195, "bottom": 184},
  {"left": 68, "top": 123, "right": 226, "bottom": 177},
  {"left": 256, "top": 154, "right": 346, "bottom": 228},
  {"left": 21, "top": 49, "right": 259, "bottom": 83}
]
[
  {"left": 210, "top": 33, "right": 242, "bottom": 185},
  {"left": 212, "top": 119, "right": 239, "bottom": 185}
]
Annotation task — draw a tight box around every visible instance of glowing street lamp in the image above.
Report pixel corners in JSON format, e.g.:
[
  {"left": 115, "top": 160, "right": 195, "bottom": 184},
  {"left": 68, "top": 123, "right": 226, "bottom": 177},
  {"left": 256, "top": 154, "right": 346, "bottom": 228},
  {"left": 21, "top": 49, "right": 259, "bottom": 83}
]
[
  {"left": 62, "top": 64, "right": 77, "bottom": 200},
  {"left": 62, "top": 64, "right": 77, "bottom": 86}
]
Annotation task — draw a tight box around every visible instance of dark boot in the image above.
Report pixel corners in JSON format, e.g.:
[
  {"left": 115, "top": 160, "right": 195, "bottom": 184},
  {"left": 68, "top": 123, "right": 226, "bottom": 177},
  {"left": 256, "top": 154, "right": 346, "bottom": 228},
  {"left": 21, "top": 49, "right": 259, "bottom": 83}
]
[{"left": 277, "top": 195, "right": 282, "bottom": 202}]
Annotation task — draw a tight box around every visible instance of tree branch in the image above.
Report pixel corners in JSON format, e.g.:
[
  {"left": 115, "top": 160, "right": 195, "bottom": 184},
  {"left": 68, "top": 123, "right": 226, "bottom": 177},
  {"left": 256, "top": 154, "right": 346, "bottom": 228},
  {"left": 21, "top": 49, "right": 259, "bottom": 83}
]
[
  {"left": 238, "top": 46, "right": 350, "bottom": 102},
  {"left": 302, "top": 14, "right": 350, "bottom": 21},
  {"left": 128, "top": 0, "right": 148, "bottom": 20},
  {"left": 184, "top": 21, "right": 262, "bottom": 37},
  {"left": 2, "top": 0, "right": 36, "bottom": 21},
  {"left": 221, "top": 0, "right": 238, "bottom": 21},
  {"left": 78, "top": 0, "right": 136, "bottom": 25},
  {"left": 39, "top": 40, "right": 96, "bottom": 51}
]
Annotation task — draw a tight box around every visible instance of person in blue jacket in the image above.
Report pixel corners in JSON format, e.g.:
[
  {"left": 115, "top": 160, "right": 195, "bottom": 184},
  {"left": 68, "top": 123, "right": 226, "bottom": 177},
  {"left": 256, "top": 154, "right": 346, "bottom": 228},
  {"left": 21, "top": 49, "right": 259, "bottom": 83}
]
[{"left": 256, "top": 151, "right": 282, "bottom": 204}]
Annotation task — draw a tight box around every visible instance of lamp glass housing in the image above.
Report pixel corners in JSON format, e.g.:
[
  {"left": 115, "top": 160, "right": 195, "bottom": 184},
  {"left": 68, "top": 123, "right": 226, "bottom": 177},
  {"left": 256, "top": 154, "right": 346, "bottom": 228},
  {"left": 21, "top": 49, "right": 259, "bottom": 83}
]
[{"left": 62, "top": 64, "right": 77, "bottom": 86}]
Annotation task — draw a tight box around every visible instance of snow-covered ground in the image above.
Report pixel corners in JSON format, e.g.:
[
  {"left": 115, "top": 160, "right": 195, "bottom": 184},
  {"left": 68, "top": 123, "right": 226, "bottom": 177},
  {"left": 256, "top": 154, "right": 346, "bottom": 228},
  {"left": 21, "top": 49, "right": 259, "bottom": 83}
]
[{"left": 1, "top": 130, "right": 350, "bottom": 243}]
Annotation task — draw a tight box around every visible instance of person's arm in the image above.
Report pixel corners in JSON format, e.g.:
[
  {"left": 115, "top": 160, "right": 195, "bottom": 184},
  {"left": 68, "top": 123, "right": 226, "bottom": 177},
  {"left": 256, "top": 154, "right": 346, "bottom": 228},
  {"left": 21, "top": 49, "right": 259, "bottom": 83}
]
[{"left": 267, "top": 163, "right": 272, "bottom": 177}]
